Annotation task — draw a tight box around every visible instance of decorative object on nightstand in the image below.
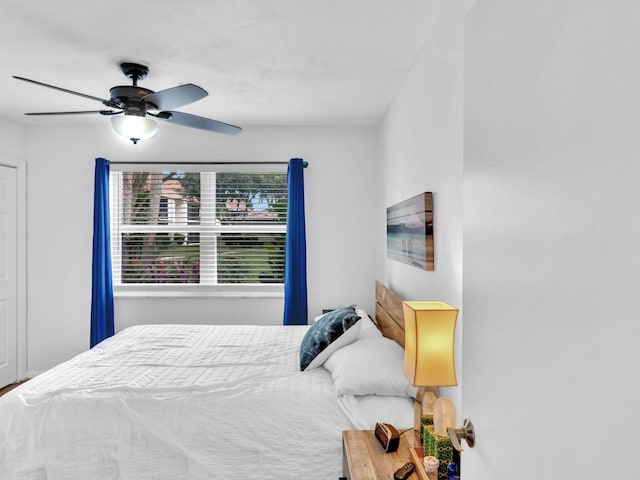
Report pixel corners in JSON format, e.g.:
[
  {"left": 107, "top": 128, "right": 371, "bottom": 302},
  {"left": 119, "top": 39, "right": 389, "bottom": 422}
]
[
  {"left": 423, "top": 398, "right": 456, "bottom": 480},
  {"left": 409, "top": 392, "right": 476, "bottom": 480}
]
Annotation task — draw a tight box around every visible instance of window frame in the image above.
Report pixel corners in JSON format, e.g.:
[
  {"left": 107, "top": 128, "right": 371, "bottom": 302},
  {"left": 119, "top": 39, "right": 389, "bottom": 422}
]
[{"left": 109, "top": 163, "right": 287, "bottom": 298}]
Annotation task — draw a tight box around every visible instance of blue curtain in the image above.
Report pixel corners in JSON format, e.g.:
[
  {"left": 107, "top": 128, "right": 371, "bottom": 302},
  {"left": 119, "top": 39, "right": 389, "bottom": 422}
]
[
  {"left": 283, "top": 158, "right": 308, "bottom": 325},
  {"left": 90, "top": 158, "right": 115, "bottom": 347}
]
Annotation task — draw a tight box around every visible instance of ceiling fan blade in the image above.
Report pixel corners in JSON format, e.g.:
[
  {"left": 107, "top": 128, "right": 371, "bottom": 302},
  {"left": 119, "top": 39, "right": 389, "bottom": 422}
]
[
  {"left": 13, "top": 76, "right": 109, "bottom": 104},
  {"left": 141, "top": 84, "right": 208, "bottom": 111},
  {"left": 24, "top": 110, "right": 120, "bottom": 116},
  {"left": 158, "top": 111, "right": 241, "bottom": 135}
]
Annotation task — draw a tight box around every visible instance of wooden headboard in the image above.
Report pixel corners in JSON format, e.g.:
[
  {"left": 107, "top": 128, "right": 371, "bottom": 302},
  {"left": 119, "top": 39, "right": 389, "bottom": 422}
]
[{"left": 375, "top": 280, "right": 406, "bottom": 347}]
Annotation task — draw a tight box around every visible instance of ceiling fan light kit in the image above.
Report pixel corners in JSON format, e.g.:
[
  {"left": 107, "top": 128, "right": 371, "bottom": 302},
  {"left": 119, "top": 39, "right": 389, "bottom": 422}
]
[
  {"left": 111, "top": 115, "right": 157, "bottom": 144},
  {"left": 13, "top": 62, "right": 241, "bottom": 144}
]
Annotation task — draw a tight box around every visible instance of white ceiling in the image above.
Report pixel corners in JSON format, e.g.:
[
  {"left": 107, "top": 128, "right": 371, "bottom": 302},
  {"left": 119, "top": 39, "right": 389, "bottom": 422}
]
[{"left": 0, "top": 0, "right": 444, "bottom": 128}]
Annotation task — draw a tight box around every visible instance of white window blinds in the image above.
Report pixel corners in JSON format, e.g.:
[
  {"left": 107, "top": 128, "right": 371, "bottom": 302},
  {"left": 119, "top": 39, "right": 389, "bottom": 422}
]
[{"left": 110, "top": 169, "right": 288, "bottom": 286}]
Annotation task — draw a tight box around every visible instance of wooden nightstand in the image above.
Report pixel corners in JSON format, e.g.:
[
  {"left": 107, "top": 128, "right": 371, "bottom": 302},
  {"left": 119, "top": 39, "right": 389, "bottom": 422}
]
[{"left": 342, "top": 430, "right": 423, "bottom": 480}]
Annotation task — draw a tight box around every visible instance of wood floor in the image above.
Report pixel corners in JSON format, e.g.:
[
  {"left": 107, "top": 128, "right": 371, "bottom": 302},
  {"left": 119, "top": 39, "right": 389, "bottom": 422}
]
[{"left": 0, "top": 380, "right": 28, "bottom": 397}]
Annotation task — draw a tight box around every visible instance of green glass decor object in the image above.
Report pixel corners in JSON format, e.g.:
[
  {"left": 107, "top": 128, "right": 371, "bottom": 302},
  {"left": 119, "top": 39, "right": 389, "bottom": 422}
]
[
  {"left": 420, "top": 414, "right": 434, "bottom": 438},
  {"left": 423, "top": 424, "right": 454, "bottom": 480}
]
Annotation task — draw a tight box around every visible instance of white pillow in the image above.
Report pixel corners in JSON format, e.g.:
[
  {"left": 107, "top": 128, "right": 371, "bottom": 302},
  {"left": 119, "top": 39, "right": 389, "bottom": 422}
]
[
  {"left": 356, "top": 309, "right": 383, "bottom": 339},
  {"left": 324, "top": 336, "right": 417, "bottom": 398},
  {"left": 355, "top": 395, "right": 415, "bottom": 429}
]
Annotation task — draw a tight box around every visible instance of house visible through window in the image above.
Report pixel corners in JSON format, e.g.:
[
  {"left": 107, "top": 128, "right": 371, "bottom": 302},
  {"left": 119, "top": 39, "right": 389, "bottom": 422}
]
[{"left": 109, "top": 167, "right": 287, "bottom": 294}]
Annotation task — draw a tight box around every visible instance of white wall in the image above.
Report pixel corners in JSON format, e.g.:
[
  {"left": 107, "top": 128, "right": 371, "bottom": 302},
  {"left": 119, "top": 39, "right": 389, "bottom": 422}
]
[
  {"left": 0, "top": 116, "right": 25, "bottom": 159},
  {"left": 464, "top": 1, "right": 639, "bottom": 478},
  {"left": 0, "top": 117, "right": 26, "bottom": 382},
  {"left": 25, "top": 123, "right": 377, "bottom": 374},
  {"left": 376, "top": 2, "right": 469, "bottom": 407}
]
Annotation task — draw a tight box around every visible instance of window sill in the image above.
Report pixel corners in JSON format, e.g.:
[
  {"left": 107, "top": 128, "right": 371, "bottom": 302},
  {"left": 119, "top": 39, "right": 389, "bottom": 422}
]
[{"left": 114, "top": 284, "right": 284, "bottom": 299}]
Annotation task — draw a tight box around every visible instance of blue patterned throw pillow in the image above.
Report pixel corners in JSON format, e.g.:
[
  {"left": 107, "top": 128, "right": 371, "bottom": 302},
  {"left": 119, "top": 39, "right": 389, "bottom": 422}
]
[{"left": 299, "top": 306, "right": 361, "bottom": 371}]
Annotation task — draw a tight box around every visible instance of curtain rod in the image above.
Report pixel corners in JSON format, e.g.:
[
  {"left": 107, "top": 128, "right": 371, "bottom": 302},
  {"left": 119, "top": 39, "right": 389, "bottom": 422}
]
[{"left": 108, "top": 160, "right": 308, "bottom": 168}]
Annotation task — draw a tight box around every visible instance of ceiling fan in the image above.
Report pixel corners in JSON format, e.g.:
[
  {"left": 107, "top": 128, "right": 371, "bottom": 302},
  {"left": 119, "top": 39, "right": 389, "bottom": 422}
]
[{"left": 13, "top": 62, "right": 242, "bottom": 144}]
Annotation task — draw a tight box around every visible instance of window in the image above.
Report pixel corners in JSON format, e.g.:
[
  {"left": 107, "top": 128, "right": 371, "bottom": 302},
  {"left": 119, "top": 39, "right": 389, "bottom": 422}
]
[{"left": 109, "top": 165, "right": 287, "bottom": 296}]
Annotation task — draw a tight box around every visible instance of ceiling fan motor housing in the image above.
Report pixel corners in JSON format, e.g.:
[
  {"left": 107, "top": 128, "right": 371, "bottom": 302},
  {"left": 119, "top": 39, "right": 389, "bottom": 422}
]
[{"left": 108, "top": 86, "right": 157, "bottom": 114}]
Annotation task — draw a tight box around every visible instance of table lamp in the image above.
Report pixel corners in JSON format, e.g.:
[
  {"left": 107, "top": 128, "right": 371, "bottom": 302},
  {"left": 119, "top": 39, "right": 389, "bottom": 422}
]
[{"left": 402, "top": 301, "right": 458, "bottom": 444}]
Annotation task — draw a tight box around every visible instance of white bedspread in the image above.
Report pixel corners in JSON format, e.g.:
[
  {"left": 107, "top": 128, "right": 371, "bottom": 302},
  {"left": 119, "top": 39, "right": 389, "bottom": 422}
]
[{"left": 0, "top": 324, "right": 366, "bottom": 480}]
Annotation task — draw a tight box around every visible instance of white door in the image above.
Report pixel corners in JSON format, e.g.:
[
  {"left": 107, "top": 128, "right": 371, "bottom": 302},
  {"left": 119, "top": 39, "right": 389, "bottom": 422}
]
[{"left": 0, "top": 165, "right": 17, "bottom": 388}]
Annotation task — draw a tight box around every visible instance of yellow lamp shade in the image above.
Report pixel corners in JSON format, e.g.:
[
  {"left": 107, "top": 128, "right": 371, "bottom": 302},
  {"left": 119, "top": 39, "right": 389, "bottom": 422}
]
[{"left": 402, "top": 301, "right": 458, "bottom": 387}]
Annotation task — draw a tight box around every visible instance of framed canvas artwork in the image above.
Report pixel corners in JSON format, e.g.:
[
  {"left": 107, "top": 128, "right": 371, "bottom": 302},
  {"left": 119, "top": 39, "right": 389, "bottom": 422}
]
[{"left": 386, "top": 192, "right": 434, "bottom": 271}]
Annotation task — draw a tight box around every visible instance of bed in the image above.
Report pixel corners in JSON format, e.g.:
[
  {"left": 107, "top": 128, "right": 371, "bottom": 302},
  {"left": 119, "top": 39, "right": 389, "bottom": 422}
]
[{"left": 0, "top": 282, "right": 417, "bottom": 480}]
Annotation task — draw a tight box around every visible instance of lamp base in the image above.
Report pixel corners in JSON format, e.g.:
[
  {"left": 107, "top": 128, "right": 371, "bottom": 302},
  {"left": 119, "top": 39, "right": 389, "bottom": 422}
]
[{"left": 413, "top": 386, "right": 439, "bottom": 446}]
